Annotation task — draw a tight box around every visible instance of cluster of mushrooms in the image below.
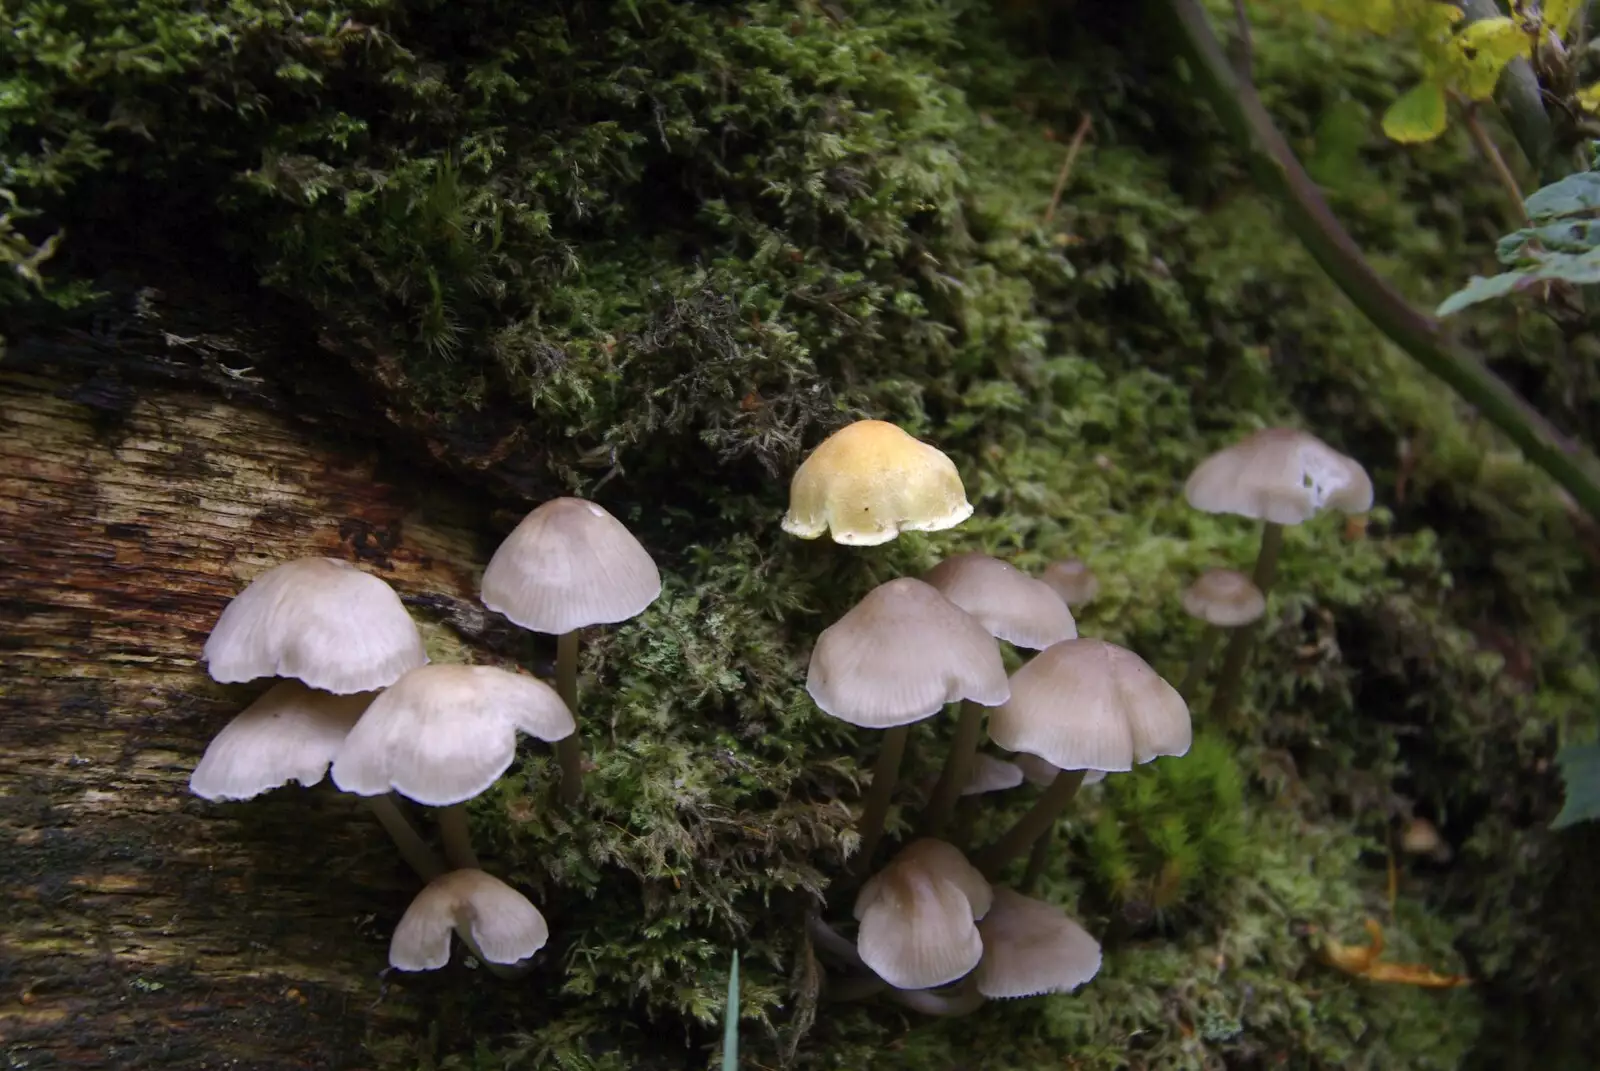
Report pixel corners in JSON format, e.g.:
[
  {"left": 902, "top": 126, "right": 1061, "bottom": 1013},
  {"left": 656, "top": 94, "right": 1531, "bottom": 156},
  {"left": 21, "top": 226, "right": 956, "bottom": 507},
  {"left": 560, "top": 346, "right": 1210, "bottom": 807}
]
[
  {"left": 781, "top": 419, "right": 1371, "bottom": 1014},
  {"left": 189, "top": 499, "right": 661, "bottom": 974},
  {"left": 185, "top": 414, "right": 1372, "bottom": 1015}
]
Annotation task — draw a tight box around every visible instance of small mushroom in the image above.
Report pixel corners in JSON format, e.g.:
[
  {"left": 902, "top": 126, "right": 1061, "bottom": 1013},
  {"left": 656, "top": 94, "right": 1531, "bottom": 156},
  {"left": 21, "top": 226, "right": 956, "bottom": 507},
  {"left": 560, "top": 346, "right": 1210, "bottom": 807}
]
[
  {"left": 190, "top": 679, "right": 372, "bottom": 801},
  {"left": 806, "top": 578, "right": 1008, "bottom": 867},
  {"left": 854, "top": 839, "right": 992, "bottom": 990},
  {"left": 1040, "top": 558, "right": 1100, "bottom": 607},
  {"left": 1176, "top": 569, "right": 1267, "bottom": 698},
  {"left": 480, "top": 497, "right": 661, "bottom": 803},
  {"left": 203, "top": 557, "right": 427, "bottom": 694},
  {"left": 1012, "top": 751, "right": 1104, "bottom": 789},
  {"left": 782, "top": 419, "right": 973, "bottom": 546},
  {"left": 389, "top": 868, "right": 549, "bottom": 972},
  {"left": 961, "top": 754, "right": 1024, "bottom": 796},
  {"left": 975, "top": 887, "right": 1101, "bottom": 999}
]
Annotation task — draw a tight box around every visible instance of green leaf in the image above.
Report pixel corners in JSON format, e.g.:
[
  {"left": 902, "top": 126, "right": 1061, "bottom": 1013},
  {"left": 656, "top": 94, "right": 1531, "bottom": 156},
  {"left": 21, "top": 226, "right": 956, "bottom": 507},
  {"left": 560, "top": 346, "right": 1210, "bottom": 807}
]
[
  {"left": 1524, "top": 172, "right": 1600, "bottom": 220},
  {"left": 1496, "top": 220, "right": 1600, "bottom": 265},
  {"left": 1552, "top": 742, "right": 1600, "bottom": 829},
  {"left": 721, "top": 950, "right": 739, "bottom": 1071},
  {"left": 1382, "top": 82, "right": 1448, "bottom": 144},
  {"left": 1451, "top": 17, "right": 1531, "bottom": 100},
  {"left": 1436, "top": 271, "right": 1529, "bottom": 316}
]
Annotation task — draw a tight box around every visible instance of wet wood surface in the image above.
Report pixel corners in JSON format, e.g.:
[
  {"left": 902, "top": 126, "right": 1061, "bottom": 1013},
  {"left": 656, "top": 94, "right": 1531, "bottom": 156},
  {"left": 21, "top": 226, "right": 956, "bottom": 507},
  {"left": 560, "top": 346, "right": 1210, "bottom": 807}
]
[{"left": 0, "top": 362, "right": 503, "bottom": 1069}]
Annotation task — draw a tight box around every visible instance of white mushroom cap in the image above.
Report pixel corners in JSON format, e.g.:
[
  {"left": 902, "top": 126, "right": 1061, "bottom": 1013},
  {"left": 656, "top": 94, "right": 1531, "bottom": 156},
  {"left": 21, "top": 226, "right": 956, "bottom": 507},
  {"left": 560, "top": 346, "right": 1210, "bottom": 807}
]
[
  {"left": 806, "top": 578, "right": 1009, "bottom": 729},
  {"left": 330, "top": 664, "right": 575, "bottom": 806},
  {"left": 1182, "top": 568, "right": 1267, "bottom": 627},
  {"left": 975, "top": 887, "right": 1102, "bottom": 998},
  {"left": 480, "top": 497, "right": 661, "bottom": 635},
  {"left": 203, "top": 557, "right": 427, "bottom": 694},
  {"left": 190, "top": 680, "right": 374, "bottom": 801},
  {"left": 389, "top": 869, "right": 549, "bottom": 971},
  {"left": 781, "top": 419, "right": 973, "bottom": 546},
  {"left": 921, "top": 553, "right": 1078, "bottom": 650},
  {"left": 988, "top": 639, "right": 1190, "bottom": 773},
  {"left": 1040, "top": 559, "right": 1100, "bottom": 607},
  {"left": 1012, "top": 751, "right": 1105, "bottom": 788},
  {"left": 1184, "top": 427, "right": 1374, "bottom": 525},
  {"left": 961, "top": 753, "right": 1025, "bottom": 796},
  {"left": 854, "top": 839, "right": 992, "bottom": 990}
]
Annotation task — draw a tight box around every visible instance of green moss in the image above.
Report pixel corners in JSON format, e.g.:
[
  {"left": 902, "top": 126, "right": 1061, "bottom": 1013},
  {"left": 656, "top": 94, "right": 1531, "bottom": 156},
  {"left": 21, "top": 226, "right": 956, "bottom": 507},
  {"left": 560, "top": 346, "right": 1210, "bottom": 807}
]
[{"left": 7, "top": 0, "right": 1600, "bottom": 1068}]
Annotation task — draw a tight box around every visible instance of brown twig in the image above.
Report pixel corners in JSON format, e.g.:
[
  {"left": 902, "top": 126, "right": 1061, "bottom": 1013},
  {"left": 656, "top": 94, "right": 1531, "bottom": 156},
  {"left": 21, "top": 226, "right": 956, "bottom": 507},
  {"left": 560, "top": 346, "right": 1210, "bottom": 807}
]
[
  {"left": 1043, "top": 113, "right": 1094, "bottom": 225},
  {"left": 1230, "top": 0, "right": 1253, "bottom": 79},
  {"left": 1459, "top": 99, "right": 1531, "bottom": 229}
]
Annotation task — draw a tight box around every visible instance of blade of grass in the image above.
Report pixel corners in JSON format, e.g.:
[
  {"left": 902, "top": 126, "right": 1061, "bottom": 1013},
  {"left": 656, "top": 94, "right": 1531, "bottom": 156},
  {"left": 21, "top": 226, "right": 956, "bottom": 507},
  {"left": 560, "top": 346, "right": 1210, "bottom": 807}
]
[{"left": 721, "top": 950, "right": 740, "bottom": 1071}]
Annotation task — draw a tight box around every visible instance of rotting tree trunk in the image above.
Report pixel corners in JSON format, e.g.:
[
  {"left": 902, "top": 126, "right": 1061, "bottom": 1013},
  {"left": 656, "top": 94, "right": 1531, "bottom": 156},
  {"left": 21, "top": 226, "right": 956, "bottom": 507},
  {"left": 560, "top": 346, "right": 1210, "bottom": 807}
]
[{"left": 0, "top": 328, "right": 515, "bottom": 1068}]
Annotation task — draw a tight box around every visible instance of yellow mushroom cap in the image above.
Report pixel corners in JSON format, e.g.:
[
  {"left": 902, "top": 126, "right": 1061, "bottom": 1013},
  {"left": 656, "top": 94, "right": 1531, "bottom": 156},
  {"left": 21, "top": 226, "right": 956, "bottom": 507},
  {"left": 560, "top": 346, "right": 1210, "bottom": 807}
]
[
  {"left": 1181, "top": 568, "right": 1266, "bottom": 627},
  {"left": 975, "top": 887, "right": 1102, "bottom": 999},
  {"left": 189, "top": 680, "right": 374, "bottom": 801},
  {"left": 481, "top": 497, "right": 661, "bottom": 635},
  {"left": 922, "top": 553, "right": 1077, "bottom": 650},
  {"left": 805, "top": 578, "right": 1009, "bottom": 729},
  {"left": 1184, "top": 427, "right": 1374, "bottom": 525},
  {"left": 1040, "top": 558, "right": 1100, "bottom": 607},
  {"left": 781, "top": 419, "right": 973, "bottom": 546},
  {"left": 388, "top": 869, "right": 549, "bottom": 971},
  {"left": 854, "top": 839, "right": 992, "bottom": 990},
  {"left": 988, "top": 638, "right": 1190, "bottom": 772},
  {"left": 202, "top": 557, "right": 427, "bottom": 694}
]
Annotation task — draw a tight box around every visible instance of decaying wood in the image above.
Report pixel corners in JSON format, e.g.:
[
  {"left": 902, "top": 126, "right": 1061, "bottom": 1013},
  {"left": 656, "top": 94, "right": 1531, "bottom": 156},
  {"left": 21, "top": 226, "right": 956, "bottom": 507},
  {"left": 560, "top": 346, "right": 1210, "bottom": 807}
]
[{"left": 0, "top": 360, "right": 514, "bottom": 1069}]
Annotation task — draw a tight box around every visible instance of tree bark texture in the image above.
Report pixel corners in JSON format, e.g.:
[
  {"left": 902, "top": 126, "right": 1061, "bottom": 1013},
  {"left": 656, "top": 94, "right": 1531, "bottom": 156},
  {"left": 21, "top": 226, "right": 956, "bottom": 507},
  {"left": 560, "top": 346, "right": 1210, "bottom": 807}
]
[{"left": 0, "top": 326, "right": 511, "bottom": 1068}]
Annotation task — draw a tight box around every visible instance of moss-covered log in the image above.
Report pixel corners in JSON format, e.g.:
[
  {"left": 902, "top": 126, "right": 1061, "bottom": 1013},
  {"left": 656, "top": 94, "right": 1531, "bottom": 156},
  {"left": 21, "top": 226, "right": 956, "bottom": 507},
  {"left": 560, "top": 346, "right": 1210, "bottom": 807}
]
[{"left": 0, "top": 357, "right": 495, "bottom": 1068}]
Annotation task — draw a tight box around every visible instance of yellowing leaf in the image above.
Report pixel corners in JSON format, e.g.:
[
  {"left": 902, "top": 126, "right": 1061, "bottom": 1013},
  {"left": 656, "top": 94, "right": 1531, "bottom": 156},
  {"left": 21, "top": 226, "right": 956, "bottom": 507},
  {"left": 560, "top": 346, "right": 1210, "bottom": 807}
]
[
  {"left": 1542, "top": 0, "right": 1580, "bottom": 36},
  {"left": 1452, "top": 17, "right": 1533, "bottom": 100},
  {"left": 1383, "top": 82, "right": 1449, "bottom": 143},
  {"left": 1577, "top": 81, "right": 1600, "bottom": 115}
]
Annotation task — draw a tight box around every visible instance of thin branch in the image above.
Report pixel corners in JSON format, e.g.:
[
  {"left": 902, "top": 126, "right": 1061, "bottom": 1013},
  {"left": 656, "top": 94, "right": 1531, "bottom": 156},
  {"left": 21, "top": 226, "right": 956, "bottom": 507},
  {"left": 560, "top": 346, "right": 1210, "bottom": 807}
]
[
  {"left": 1459, "top": 99, "right": 1531, "bottom": 229},
  {"left": 1229, "top": 0, "right": 1253, "bottom": 80},
  {"left": 1043, "top": 113, "right": 1093, "bottom": 225},
  {"left": 1462, "top": 0, "right": 1561, "bottom": 181},
  {"left": 1156, "top": 0, "right": 1600, "bottom": 522}
]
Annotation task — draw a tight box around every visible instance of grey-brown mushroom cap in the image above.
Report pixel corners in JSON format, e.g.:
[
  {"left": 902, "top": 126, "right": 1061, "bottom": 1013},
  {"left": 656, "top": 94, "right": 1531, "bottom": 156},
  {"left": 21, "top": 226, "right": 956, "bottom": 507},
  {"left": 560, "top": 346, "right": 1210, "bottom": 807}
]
[
  {"left": 922, "top": 553, "right": 1078, "bottom": 650},
  {"left": 190, "top": 680, "right": 375, "bottom": 801},
  {"left": 975, "top": 887, "right": 1102, "bottom": 998},
  {"left": 1181, "top": 568, "right": 1267, "bottom": 628},
  {"left": 988, "top": 638, "right": 1191, "bottom": 772},
  {"left": 1184, "top": 427, "right": 1374, "bottom": 526},
  {"left": 1040, "top": 559, "right": 1100, "bottom": 607},
  {"left": 961, "top": 753, "right": 1025, "bottom": 796},
  {"left": 856, "top": 838, "right": 994, "bottom": 922},
  {"left": 806, "top": 578, "right": 1010, "bottom": 729},
  {"left": 481, "top": 497, "right": 662, "bottom": 635},
  {"left": 202, "top": 557, "right": 427, "bottom": 694},
  {"left": 853, "top": 839, "right": 992, "bottom": 991},
  {"left": 389, "top": 869, "right": 550, "bottom": 971},
  {"left": 330, "top": 664, "right": 575, "bottom": 806}
]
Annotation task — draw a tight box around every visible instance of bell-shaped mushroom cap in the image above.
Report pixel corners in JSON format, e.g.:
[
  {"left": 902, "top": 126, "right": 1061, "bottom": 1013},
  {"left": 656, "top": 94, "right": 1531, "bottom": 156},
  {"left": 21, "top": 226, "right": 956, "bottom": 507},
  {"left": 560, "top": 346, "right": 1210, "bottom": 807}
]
[
  {"left": 1184, "top": 427, "right": 1374, "bottom": 526},
  {"left": 481, "top": 497, "right": 661, "bottom": 635},
  {"left": 330, "top": 664, "right": 574, "bottom": 806},
  {"left": 1011, "top": 751, "right": 1105, "bottom": 788},
  {"left": 922, "top": 553, "right": 1078, "bottom": 650},
  {"left": 975, "top": 887, "right": 1102, "bottom": 999},
  {"left": 1182, "top": 568, "right": 1267, "bottom": 628},
  {"left": 190, "top": 680, "right": 373, "bottom": 801},
  {"left": 203, "top": 557, "right": 427, "bottom": 694},
  {"left": 1040, "top": 558, "right": 1100, "bottom": 607},
  {"left": 389, "top": 869, "right": 549, "bottom": 971},
  {"left": 961, "top": 753, "right": 1025, "bottom": 796},
  {"left": 989, "top": 639, "right": 1190, "bottom": 773},
  {"left": 806, "top": 578, "right": 1009, "bottom": 729},
  {"left": 781, "top": 419, "right": 973, "bottom": 546},
  {"left": 854, "top": 839, "right": 992, "bottom": 990}
]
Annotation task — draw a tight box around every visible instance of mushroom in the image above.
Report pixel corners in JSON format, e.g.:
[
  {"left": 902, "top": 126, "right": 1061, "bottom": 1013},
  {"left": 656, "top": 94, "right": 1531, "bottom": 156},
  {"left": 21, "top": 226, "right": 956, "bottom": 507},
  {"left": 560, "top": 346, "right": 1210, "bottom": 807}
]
[
  {"left": 479, "top": 497, "right": 661, "bottom": 803},
  {"left": 1012, "top": 751, "right": 1105, "bottom": 789},
  {"left": 961, "top": 754, "right": 1024, "bottom": 796},
  {"left": 806, "top": 577, "right": 1008, "bottom": 868},
  {"left": 1183, "top": 427, "right": 1372, "bottom": 722},
  {"left": 202, "top": 557, "right": 427, "bottom": 694},
  {"left": 920, "top": 552, "right": 1076, "bottom": 834},
  {"left": 854, "top": 839, "right": 992, "bottom": 990},
  {"left": 331, "top": 663, "right": 575, "bottom": 868},
  {"left": 389, "top": 868, "right": 549, "bottom": 974},
  {"left": 190, "top": 679, "right": 372, "bottom": 802},
  {"left": 1176, "top": 568, "right": 1267, "bottom": 698},
  {"left": 1040, "top": 558, "right": 1100, "bottom": 608},
  {"left": 974, "top": 887, "right": 1101, "bottom": 999},
  {"left": 977, "top": 638, "right": 1189, "bottom": 877},
  {"left": 781, "top": 419, "right": 973, "bottom": 546}
]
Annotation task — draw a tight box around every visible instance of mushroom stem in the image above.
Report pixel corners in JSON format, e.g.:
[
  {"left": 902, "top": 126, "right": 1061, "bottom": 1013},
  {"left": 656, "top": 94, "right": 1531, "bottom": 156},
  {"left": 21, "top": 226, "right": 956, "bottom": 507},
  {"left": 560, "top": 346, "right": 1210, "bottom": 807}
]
[
  {"left": 888, "top": 980, "right": 986, "bottom": 1018},
  {"left": 364, "top": 794, "right": 446, "bottom": 882},
  {"left": 436, "top": 804, "right": 481, "bottom": 871},
  {"left": 853, "top": 724, "right": 910, "bottom": 873},
  {"left": 1018, "top": 821, "right": 1055, "bottom": 894},
  {"left": 1177, "top": 626, "right": 1222, "bottom": 700},
  {"left": 973, "top": 769, "right": 1087, "bottom": 880},
  {"left": 806, "top": 913, "right": 868, "bottom": 971},
  {"left": 554, "top": 628, "right": 585, "bottom": 805},
  {"left": 1209, "top": 521, "right": 1284, "bottom": 725},
  {"left": 922, "top": 700, "right": 985, "bottom": 837}
]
